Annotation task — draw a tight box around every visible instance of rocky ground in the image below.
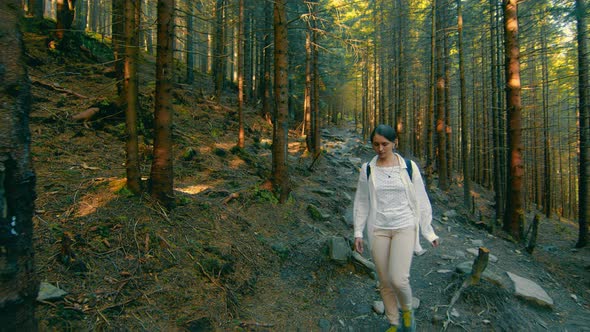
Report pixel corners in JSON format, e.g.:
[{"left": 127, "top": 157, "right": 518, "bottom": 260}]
[{"left": 234, "top": 126, "right": 590, "bottom": 331}]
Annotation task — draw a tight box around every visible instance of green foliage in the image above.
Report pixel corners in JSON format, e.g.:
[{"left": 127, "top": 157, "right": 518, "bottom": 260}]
[
  {"left": 252, "top": 184, "right": 278, "bottom": 204},
  {"left": 116, "top": 186, "right": 135, "bottom": 198}
]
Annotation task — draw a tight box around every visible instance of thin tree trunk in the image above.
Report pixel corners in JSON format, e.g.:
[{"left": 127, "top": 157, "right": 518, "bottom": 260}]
[
  {"left": 237, "top": 0, "right": 245, "bottom": 148},
  {"left": 150, "top": 0, "right": 175, "bottom": 208},
  {"left": 427, "top": 0, "right": 437, "bottom": 180},
  {"left": 56, "top": 0, "right": 76, "bottom": 40},
  {"left": 186, "top": 1, "right": 195, "bottom": 84},
  {"left": 304, "top": 31, "right": 312, "bottom": 147},
  {"left": 436, "top": 4, "right": 448, "bottom": 191},
  {"left": 112, "top": 0, "right": 125, "bottom": 99},
  {"left": 29, "top": 0, "right": 44, "bottom": 19},
  {"left": 576, "top": 0, "right": 589, "bottom": 247},
  {"left": 457, "top": 0, "right": 472, "bottom": 209},
  {"left": 74, "top": 0, "right": 87, "bottom": 32},
  {"left": 541, "top": 26, "right": 551, "bottom": 217},
  {"left": 262, "top": 2, "right": 272, "bottom": 121},
  {"left": 503, "top": 0, "right": 524, "bottom": 241},
  {"left": 272, "top": 0, "right": 290, "bottom": 203},
  {"left": 125, "top": 0, "right": 141, "bottom": 195},
  {"left": 213, "top": 0, "right": 225, "bottom": 100},
  {"left": 0, "top": 1, "right": 38, "bottom": 329}
]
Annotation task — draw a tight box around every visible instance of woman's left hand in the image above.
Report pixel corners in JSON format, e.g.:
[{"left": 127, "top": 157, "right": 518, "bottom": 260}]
[{"left": 431, "top": 239, "right": 440, "bottom": 247}]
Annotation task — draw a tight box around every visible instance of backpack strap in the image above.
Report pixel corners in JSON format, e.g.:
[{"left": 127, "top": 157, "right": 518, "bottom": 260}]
[
  {"left": 366, "top": 158, "right": 413, "bottom": 181},
  {"left": 405, "top": 158, "right": 413, "bottom": 181}
]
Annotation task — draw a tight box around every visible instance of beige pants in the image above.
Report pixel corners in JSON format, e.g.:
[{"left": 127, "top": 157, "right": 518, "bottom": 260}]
[{"left": 370, "top": 226, "right": 416, "bottom": 325}]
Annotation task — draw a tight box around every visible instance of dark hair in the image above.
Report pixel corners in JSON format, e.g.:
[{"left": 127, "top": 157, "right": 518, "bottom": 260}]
[{"left": 370, "top": 124, "right": 397, "bottom": 143}]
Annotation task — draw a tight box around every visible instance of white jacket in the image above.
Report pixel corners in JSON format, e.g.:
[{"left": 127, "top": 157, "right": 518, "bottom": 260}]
[{"left": 353, "top": 153, "right": 438, "bottom": 252}]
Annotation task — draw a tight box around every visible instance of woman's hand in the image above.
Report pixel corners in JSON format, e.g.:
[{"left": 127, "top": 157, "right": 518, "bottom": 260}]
[
  {"left": 431, "top": 239, "right": 440, "bottom": 247},
  {"left": 354, "top": 237, "right": 364, "bottom": 254}
]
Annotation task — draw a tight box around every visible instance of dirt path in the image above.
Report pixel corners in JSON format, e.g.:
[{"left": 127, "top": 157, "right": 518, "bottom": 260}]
[{"left": 238, "top": 124, "right": 590, "bottom": 331}]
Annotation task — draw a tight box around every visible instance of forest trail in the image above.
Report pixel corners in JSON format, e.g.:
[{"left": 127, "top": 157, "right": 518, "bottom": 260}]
[
  {"left": 234, "top": 125, "right": 590, "bottom": 331},
  {"left": 24, "top": 29, "right": 590, "bottom": 331}
]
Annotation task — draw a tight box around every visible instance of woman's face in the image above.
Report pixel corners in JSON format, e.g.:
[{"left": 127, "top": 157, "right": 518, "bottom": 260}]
[{"left": 372, "top": 133, "right": 396, "bottom": 159}]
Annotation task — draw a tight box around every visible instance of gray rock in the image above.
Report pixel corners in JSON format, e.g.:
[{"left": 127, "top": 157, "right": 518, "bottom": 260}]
[
  {"left": 466, "top": 248, "right": 499, "bottom": 263},
  {"left": 373, "top": 301, "right": 385, "bottom": 314},
  {"left": 313, "top": 188, "right": 336, "bottom": 196},
  {"left": 37, "top": 282, "right": 67, "bottom": 301},
  {"left": 352, "top": 251, "right": 376, "bottom": 273},
  {"left": 506, "top": 272, "right": 554, "bottom": 308},
  {"left": 456, "top": 261, "right": 510, "bottom": 288},
  {"left": 328, "top": 237, "right": 351, "bottom": 264},
  {"left": 307, "top": 204, "right": 331, "bottom": 221},
  {"left": 443, "top": 210, "right": 458, "bottom": 218}
]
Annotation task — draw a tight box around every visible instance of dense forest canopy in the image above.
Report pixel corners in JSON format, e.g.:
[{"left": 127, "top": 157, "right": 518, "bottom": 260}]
[{"left": 18, "top": 0, "right": 590, "bottom": 247}]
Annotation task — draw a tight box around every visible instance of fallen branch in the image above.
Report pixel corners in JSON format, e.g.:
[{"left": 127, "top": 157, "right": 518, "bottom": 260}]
[{"left": 30, "top": 76, "right": 89, "bottom": 99}]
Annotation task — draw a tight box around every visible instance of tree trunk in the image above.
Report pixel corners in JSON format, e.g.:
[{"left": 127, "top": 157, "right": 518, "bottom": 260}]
[
  {"left": 29, "top": 0, "right": 44, "bottom": 19},
  {"left": 213, "top": 0, "right": 225, "bottom": 100},
  {"left": 237, "top": 0, "right": 245, "bottom": 148},
  {"left": 0, "top": 1, "right": 38, "bottom": 329},
  {"left": 304, "top": 31, "right": 312, "bottom": 146},
  {"left": 73, "top": 0, "right": 87, "bottom": 32},
  {"left": 272, "top": 0, "right": 290, "bottom": 203},
  {"left": 436, "top": 4, "right": 448, "bottom": 191},
  {"left": 457, "top": 0, "right": 472, "bottom": 209},
  {"left": 490, "top": 0, "right": 504, "bottom": 224},
  {"left": 541, "top": 25, "right": 551, "bottom": 217},
  {"left": 186, "top": 1, "right": 195, "bottom": 84},
  {"left": 576, "top": 0, "right": 589, "bottom": 248},
  {"left": 262, "top": 2, "right": 272, "bottom": 121},
  {"left": 112, "top": 0, "right": 125, "bottom": 99},
  {"left": 312, "top": 19, "right": 320, "bottom": 157},
  {"left": 503, "top": 0, "right": 524, "bottom": 241},
  {"left": 426, "top": 0, "right": 437, "bottom": 181},
  {"left": 124, "top": 0, "right": 141, "bottom": 195},
  {"left": 56, "top": 0, "right": 76, "bottom": 40},
  {"left": 150, "top": 0, "right": 175, "bottom": 208}
]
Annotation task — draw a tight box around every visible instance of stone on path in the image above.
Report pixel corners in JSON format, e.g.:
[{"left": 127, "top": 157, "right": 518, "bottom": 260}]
[
  {"left": 352, "top": 251, "right": 376, "bottom": 273},
  {"left": 506, "top": 271, "right": 554, "bottom": 309},
  {"left": 456, "top": 261, "right": 510, "bottom": 288},
  {"left": 328, "top": 237, "right": 351, "bottom": 265},
  {"left": 466, "top": 248, "right": 498, "bottom": 263},
  {"left": 37, "top": 282, "right": 67, "bottom": 301}
]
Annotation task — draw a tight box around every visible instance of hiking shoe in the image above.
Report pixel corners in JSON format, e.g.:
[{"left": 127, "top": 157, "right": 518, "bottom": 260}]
[
  {"left": 401, "top": 309, "right": 416, "bottom": 332},
  {"left": 385, "top": 325, "right": 398, "bottom": 332}
]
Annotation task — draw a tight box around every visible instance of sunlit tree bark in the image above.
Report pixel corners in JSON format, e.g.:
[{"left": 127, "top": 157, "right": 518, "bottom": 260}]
[
  {"left": 237, "top": 0, "right": 245, "bottom": 148},
  {"left": 503, "top": 0, "right": 525, "bottom": 241},
  {"left": 0, "top": 1, "right": 38, "bottom": 329},
  {"left": 150, "top": 0, "right": 175, "bottom": 208}
]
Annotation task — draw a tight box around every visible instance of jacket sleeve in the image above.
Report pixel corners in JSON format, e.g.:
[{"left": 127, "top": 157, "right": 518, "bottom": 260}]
[
  {"left": 411, "top": 161, "right": 439, "bottom": 243},
  {"left": 353, "top": 163, "right": 370, "bottom": 239}
]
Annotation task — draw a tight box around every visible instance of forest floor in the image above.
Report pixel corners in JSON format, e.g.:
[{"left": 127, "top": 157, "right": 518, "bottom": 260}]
[{"left": 24, "top": 25, "right": 590, "bottom": 331}]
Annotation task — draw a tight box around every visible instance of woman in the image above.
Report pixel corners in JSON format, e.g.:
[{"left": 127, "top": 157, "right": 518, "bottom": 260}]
[{"left": 353, "top": 124, "right": 439, "bottom": 332}]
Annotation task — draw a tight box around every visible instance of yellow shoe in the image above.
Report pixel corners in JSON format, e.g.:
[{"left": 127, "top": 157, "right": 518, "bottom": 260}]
[
  {"left": 385, "top": 325, "right": 398, "bottom": 332},
  {"left": 401, "top": 310, "right": 416, "bottom": 332}
]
